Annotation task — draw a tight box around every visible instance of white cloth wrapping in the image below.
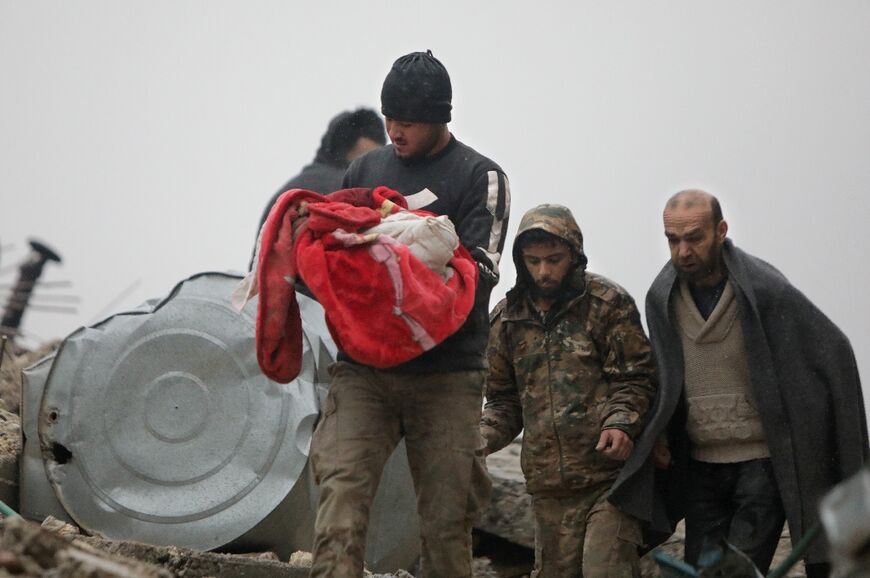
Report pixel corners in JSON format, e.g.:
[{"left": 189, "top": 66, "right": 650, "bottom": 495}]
[
  {"left": 233, "top": 209, "right": 461, "bottom": 311},
  {"left": 364, "top": 212, "right": 459, "bottom": 281}
]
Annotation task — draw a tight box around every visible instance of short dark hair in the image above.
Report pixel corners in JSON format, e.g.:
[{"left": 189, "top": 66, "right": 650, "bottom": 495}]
[
  {"left": 348, "top": 108, "right": 388, "bottom": 146},
  {"left": 517, "top": 228, "right": 568, "bottom": 251},
  {"left": 710, "top": 196, "right": 723, "bottom": 225},
  {"left": 316, "top": 108, "right": 386, "bottom": 166}
]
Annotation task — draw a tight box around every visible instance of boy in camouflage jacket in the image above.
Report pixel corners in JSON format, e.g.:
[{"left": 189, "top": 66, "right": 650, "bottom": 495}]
[{"left": 481, "top": 204, "right": 656, "bottom": 578}]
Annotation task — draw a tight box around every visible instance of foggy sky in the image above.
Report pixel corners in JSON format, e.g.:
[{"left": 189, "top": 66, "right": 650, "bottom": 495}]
[{"left": 1, "top": 1, "right": 868, "bottom": 409}]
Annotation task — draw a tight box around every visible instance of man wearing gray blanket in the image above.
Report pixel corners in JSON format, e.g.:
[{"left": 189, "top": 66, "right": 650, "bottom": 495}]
[{"left": 626, "top": 189, "right": 867, "bottom": 577}]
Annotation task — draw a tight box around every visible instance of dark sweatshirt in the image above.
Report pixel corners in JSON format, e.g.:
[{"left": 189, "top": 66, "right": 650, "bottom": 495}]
[{"left": 342, "top": 136, "right": 510, "bottom": 372}]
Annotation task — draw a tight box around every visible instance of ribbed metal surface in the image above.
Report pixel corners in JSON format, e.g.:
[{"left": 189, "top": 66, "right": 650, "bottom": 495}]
[
  {"left": 37, "top": 272, "right": 319, "bottom": 550},
  {"left": 19, "top": 353, "right": 72, "bottom": 523},
  {"left": 22, "top": 271, "right": 421, "bottom": 571}
]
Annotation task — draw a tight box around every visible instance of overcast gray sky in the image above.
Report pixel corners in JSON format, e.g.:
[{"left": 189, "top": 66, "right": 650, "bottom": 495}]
[{"left": 1, "top": 1, "right": 868, "bottom": 408}]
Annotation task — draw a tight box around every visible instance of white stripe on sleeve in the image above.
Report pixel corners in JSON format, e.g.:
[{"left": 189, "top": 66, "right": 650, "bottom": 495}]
[{"left": 480, "top": 171, "right": 510, "bottom": 275}]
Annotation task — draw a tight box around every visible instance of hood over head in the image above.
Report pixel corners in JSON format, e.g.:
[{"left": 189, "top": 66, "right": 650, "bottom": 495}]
[{"left": 512, "top": 204, "right": 588, "bottom": 291}]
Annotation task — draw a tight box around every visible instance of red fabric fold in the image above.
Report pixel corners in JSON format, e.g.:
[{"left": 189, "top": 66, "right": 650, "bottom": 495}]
[{"left": 256, "top": 186, "right": 477, "bottom": 383}]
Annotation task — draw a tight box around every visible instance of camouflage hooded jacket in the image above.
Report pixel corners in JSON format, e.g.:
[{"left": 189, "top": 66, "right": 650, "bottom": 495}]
[{"left": 481, "top": 205, "right": 656, "bottom": 494}]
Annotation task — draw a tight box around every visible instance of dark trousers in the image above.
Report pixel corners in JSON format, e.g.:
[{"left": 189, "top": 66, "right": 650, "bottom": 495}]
[
  {"left": 804, "top": 563, "right": 831, "bottom": 578},
  {"left": 684, "top": 458, "right": 786, "bottom": 574}
]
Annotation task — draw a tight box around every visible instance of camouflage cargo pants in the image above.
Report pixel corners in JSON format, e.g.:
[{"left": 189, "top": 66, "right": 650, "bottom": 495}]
[
  {"left": 309, "top": 361, "right": 492, "bottom": 578},
  {"left": 531, "top": 483, "right": 642, "bottom": 578}
]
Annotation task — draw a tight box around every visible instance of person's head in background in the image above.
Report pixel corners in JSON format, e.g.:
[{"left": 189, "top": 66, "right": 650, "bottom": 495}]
[{"left": 315, "top": 108, "right": 386, "bottom": 168}]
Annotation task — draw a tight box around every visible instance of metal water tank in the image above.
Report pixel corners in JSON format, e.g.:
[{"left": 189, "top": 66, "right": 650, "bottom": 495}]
[{"left": 21, "top": 272, "right": 419, "bottom": 572}]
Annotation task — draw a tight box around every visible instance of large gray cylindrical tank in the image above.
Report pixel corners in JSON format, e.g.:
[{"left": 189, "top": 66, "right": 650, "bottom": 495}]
[{"left": 22, "top": 272, "right": 419, "bottom": 572}]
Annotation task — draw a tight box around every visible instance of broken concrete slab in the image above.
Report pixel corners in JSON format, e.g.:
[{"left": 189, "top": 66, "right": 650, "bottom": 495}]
[
  {"left": 478, "top": 440, "right": 534, "bottom": 550},
  {"left": 3, "top": 514, "right": 313, "bottom": 578},
  {"left": 74, "top": 537, "right": 310, "bottom": 578},
  {"left": 0, "top": 340, "right": 59, "bottom": 415},
  {"left": 480, "top": 440, "right": 807, "bottom": 577},
  {"left": 0, "top": 515, "right": 171, "bottom": 577}
]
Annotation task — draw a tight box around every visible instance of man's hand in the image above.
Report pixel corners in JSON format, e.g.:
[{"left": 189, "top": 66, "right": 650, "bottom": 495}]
[
  {"left": 652, "top": 442, "right": 671, "bottom": 469},
  {"left": 478, "top": 426, "right": 495, "bottom": 458},
  {"left": 595, "top": 428, "right": 633, "bottom": 461}
]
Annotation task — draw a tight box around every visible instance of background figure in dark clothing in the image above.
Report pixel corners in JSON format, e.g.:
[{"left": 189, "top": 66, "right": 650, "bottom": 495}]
[
  {"left": 628, "top": 189, "right": 867, "bottom": 578},
  {"left": 251, "top": 108, "right": 386, "bottom": 266}
]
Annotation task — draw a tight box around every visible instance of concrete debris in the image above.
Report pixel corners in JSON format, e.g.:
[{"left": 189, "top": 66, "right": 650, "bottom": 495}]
[
  {"left": 73, "top": 535, "right": 308, "bottom": 578},
  {"left": 0, "top": 409, "right": 20, "bottom": 512},
  {"left": 1, "top": 514, "right": 312, "bottom": 578},
  {"left": 470, "top": 557, "right": 502, "bottom": 578},
  {"left": 287, "top": 551, "right": 311, "bottom": 568},
  {"left": 280, "top": 550, "right": 417, "bottom": 577},
  {"left": 0, "top": 515, "right": 171, "bottom": 577},
  {"left": 41, "top": 515, "right": 81, "bottom": 538},
  {"left": 267, "top": 552, "right": 498, "bottom": 577},
  {"left": 0, "top": 339, "right": 58, "bottom": 414},
  {"left": 0, "top": 349, "right": 20, "bottom": 415},
  {"left": 479, "top": 440, "right": 534, "bottom": 549},
  {"left": 0, "top": 342, "right": 816, "bottom": 578},
  {"left": 237, "top": 551, "right": 282, "bottom": 562},
  {"left": 481, "top": 439, "right": 807, "bottom": 577}
]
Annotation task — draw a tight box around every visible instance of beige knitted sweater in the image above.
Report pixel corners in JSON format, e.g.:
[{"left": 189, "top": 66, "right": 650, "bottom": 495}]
[{"left": 673, "top": 279, "right": 770, "bottom": 463}]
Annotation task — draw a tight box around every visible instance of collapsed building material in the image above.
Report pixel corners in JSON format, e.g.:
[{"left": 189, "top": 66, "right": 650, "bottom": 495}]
[
  {"left": 0, "top": 514, "right": 316, "bottom": 578},
  {"left": 0, "top": 515, "right": 172, "bottom": 578},
  {"left": 478, "top": 440, "right": 534, "bottom": 550},
  {"left": 0, "top": 409, "right": 20, "bottom": 512},
  {"left": 0, "top": 339, "right": 59, "bottom": 415}
]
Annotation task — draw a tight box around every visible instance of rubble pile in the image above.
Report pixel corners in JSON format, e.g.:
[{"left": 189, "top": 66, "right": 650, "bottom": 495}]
[
  {"left": 478, "top": 443, "right": 534, "bottom": 550},
  {"left": 481, "top": 440, "right": 807, "bottom": 577},
  {"left": 0, "top": 341, "right": 809, "bottom": 577},
  {"left": 72, "top": 532, "right": 309, "bottom": 577},
  {"left": 0, "top": 340, "right": 58, "bottom": 414},
  {"left": 0, "top": 514, "right": 497, "bottom": 578},
  {"left": 0, "top": 410, "right": 19, "bottom": 511},
  {"left": 0, "top": 515, "right": 171, "bottom": 578}
]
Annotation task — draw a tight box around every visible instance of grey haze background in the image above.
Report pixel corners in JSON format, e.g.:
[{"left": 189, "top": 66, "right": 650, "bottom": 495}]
[{"left": 1, "top": 2, "right": 868, "bottom": 409}]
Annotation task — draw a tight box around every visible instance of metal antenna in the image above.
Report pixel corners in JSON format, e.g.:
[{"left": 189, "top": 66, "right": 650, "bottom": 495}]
[
  {"left": 88, "top": 278, "right": 142, "bottom": 324},
  {"left": 0, "top": 280, "right": 72, "bottom": 290},
  {"left": 0, "top": 239, "right": 62, "bottom": 339}
]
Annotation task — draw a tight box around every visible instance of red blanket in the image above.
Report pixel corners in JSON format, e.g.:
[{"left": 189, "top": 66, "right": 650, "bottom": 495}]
[{"left": 256, "top": 186, "right": 478, "bottom": 383}]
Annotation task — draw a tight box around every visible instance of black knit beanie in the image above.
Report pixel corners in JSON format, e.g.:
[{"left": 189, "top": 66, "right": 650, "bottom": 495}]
[{"left": 381, "top": 50, "right": 452, "bottom": 123}]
